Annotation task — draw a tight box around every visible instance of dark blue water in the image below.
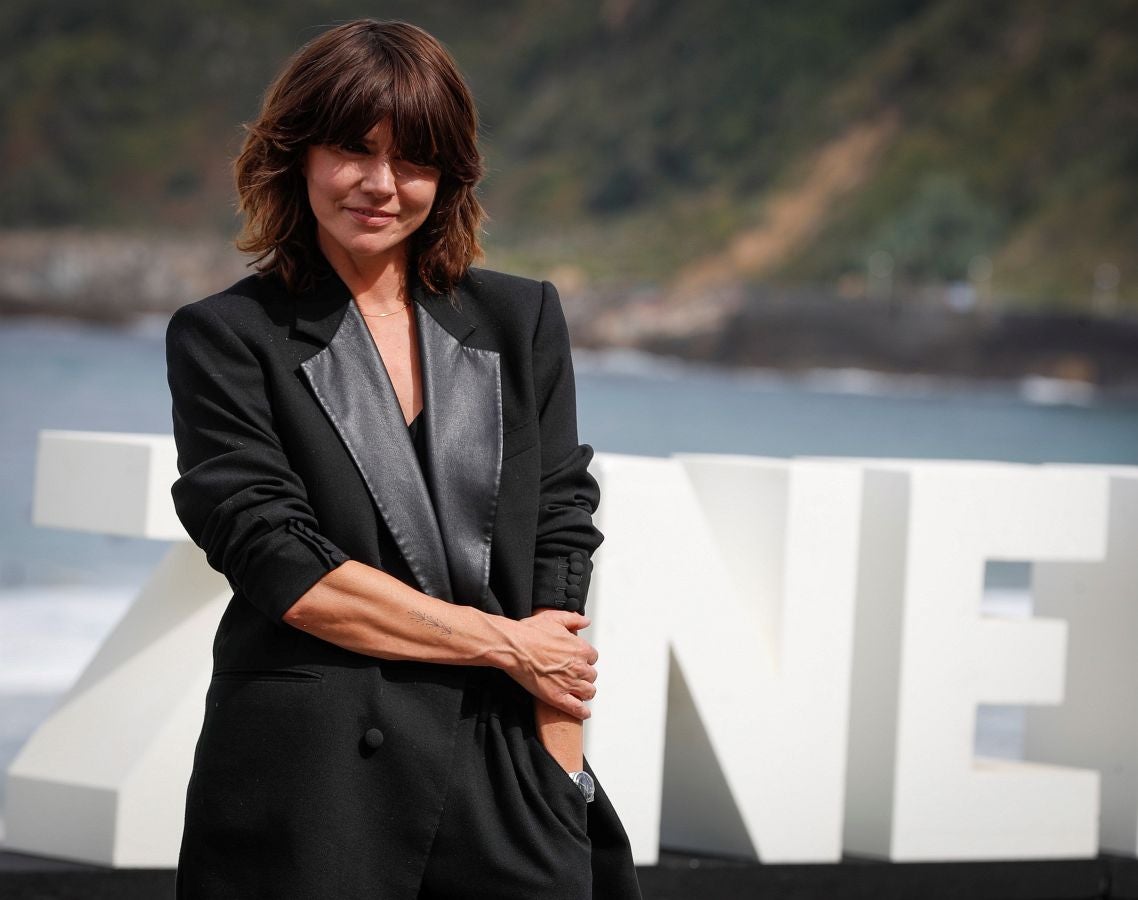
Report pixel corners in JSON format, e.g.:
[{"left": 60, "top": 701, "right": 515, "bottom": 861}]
[{"left": 2, "top": 317, "right": 1136, "bottom": 589}]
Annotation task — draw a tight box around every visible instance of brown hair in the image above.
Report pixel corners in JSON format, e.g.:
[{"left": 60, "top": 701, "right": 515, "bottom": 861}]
[{"left": 234, "top": 20, "right": 485, "bottom": 294}]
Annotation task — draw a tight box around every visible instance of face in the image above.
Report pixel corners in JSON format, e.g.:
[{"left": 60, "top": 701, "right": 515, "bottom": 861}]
[{"left": 305, "top": 119, "right": 441, "bottom": 273}]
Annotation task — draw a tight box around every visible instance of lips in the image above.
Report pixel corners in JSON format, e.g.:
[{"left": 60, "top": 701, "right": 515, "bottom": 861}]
[{"left": 345, "top": 205, "right": 397, "bottom": 225}]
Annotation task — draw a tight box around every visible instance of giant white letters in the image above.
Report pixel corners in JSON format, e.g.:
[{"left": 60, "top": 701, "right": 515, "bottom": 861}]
[
  {"left": 1027, "top": 466, "right": 1138, "bottom": 856},
  {"left": 842, "top": 461, "right": 1107, "bottom": 860},
  {"left": 585, "top": 454, "right": 863, "bottom": 863},
  {"left": 5, "top": 432, "right": 229, "bottom": 867},
  {"left": 4, "top": 432, "right": 1131, "bottom": 867}
]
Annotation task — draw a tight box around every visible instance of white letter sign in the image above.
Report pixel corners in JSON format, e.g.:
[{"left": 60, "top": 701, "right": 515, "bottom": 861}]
[{"left": 843, "top": 461, "right": 1107, "bottom": 860}]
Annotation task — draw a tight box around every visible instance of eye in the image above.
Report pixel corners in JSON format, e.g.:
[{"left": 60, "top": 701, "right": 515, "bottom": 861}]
[
  {"left": 393, "top": 156, "right": 437, "bottom": 175},
  {"left": 339, "top": 141, "right": 369, "bottom": 155}
]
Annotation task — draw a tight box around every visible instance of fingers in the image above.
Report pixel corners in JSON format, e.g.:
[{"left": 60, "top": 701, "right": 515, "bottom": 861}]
[
  {"left": 572, "top": 637, "right": 598, "bottom": 668},
  {"left": 531, "top": 674, "right": 596, "bottom": 719},
  {"left": 527, "top": 617, "right": 599, "bottom": 670},
  {"left": 574, "top": 660, "right": 597, "bottom": 685},
  {"left": 536, "top": 659, "right": 597, "bottom": 716},
  {"left": 527, "top": 608, "right": 591, "bottom": 634},
  {"left": 551, "top": 610, "right": 590, "bottom": 629},
  {"left": 563, "top": 664, "right": 598, "bottom": 702},
  {"left": 557, "top": 692, "right": 592, "bottom": 721}
]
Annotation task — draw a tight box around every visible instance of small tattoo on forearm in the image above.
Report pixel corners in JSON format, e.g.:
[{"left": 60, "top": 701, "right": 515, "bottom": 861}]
[{"left": 409, "top": 609, "right": 453, "bottom": 636}]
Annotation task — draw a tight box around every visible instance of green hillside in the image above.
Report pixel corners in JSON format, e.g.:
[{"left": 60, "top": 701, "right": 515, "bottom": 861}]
[{"left": 1, "top": 0, "right": 1134, "bottom": 308}]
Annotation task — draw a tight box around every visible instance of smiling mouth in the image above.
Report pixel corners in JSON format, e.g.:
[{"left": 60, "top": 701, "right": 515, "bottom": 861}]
[{"left": 346, "top": 206, "right": 397, "bottom": 223}]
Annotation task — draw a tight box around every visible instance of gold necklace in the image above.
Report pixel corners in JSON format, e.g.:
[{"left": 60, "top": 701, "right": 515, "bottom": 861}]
[{"left": 358, "top": 300, "right": 411, "bottom": 318}]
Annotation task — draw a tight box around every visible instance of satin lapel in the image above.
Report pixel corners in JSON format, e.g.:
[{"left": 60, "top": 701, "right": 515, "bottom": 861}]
[
  {"left": 415, "top": 300, "right": 503, "bottom": 609},
  {"left": 300, "top": 301, "right": 454, "bottom": 600}
]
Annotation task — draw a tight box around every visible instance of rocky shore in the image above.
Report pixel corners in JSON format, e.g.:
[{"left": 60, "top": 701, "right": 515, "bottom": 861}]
[
  {"left": 0, "top": 231, "right": 248, "bottom": 321},
  {"left": 3, "top": 231, "right": 1136, "bottom": 396},
  {"left": 565, "top": 281, "right": 1138, "bottom": 396}
]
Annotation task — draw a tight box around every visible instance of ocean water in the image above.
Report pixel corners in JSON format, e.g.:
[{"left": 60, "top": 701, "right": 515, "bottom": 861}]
[{"left": 2, "top": 316, "right": 1136, "bottom": 832}]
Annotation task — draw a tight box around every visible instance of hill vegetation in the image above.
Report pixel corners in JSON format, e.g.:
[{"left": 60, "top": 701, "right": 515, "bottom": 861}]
[{"left": 1, "top": 0, "right": 1135, "bottom": 310}]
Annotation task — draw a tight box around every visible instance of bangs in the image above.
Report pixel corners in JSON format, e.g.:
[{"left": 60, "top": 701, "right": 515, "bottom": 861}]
[
  {"left": 308, "top": 70, "right": 394, "bottom": 148},
  {"left": 305, "top": 42, "right": 455, "bottom": 171}
]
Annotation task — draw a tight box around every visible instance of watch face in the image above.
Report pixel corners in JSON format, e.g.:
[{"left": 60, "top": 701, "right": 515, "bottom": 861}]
[{"left": 570, "top": 771, "right": 596, "bottom": 802}]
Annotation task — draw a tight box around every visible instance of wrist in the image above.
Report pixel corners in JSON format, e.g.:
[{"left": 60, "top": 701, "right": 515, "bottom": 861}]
[
  {"left": 477, "top": 612, "right": 524, "bottom": 673},
  {"left": 567, "top": 770, "right": 595, "bottom": 803}
]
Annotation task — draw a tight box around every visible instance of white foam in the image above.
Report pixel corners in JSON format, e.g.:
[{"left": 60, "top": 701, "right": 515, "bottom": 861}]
[
  {"left": 1019, "top": 375, "right": 1096, "bottom": 407},
  {"left": 574, "top": 348, "right": 1102, "bottom": 406}
]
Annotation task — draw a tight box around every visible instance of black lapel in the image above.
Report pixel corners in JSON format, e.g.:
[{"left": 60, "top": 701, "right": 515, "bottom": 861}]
[
  {"left": 299, "top": 291, "right": 454, "bottom": 601},
  {"left": 414, "top": 284, "right": 503, "bottom": 609}
]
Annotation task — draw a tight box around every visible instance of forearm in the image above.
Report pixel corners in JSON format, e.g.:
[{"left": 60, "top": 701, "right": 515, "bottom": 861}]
[
  {"left": 283, "top": 560, "right": 521, "bottom": 669},
  {"left": 535, "top": 699, "right": 583, "bottom": 772},
  {"left": 284, "top": 561, "right": 597, "bottom": 723}
]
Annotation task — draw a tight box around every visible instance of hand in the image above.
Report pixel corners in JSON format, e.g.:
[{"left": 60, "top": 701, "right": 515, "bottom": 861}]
[{"left": 504, "top": 609, "right": 598, "bottom": 720}]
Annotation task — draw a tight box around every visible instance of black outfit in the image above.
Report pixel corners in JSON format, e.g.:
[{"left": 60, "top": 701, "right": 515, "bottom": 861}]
[{"left": 166, "top": 266, "right": 640, "bottom": 899}]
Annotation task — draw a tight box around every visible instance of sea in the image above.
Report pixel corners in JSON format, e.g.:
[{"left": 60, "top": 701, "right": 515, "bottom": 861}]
[{"left": 2, "top": 314, "right": 1137, "bottom": 833}]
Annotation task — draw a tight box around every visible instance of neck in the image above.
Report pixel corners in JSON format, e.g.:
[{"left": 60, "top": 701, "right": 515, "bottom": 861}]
[{"left": 318, "top": 232, "right": 411, "bottom": 308}]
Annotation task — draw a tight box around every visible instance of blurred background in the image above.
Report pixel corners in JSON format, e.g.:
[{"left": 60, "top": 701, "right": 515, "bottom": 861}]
[{"left": 2, "top": 0, "right": 1137, "bottom": 840}]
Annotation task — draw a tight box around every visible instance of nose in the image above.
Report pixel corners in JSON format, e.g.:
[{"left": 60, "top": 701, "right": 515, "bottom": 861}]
[{"left": 360, "top": 155, "right": 396, "bottom": 195}]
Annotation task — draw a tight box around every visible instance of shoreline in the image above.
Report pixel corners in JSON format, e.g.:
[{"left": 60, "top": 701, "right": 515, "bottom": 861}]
[{"left": 2, "top": 228, "right": 1137, "bottom": 396}]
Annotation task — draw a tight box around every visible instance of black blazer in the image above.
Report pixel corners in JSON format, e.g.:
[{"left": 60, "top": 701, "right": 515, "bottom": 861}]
[{"left": 166, "top": 267, "right": 638, "bottom": 898}]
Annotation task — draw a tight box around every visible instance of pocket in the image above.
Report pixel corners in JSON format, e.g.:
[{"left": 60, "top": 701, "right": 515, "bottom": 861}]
[
  {"left": 211, "top": 667, "right": 323, "bottom": 683},
  {"left": 527, "top": 734, "right": 589, "bottom": 821}
]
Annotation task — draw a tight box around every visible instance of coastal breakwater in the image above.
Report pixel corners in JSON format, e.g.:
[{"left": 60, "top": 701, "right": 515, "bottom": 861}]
[{"left": 2, "top": 231, "right": 1136, "bottom": 394}]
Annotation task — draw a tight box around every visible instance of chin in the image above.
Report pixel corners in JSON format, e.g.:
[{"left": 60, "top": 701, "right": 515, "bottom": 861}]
[{"left": 349, "top": 236, "right": 408, "bottom": 260}]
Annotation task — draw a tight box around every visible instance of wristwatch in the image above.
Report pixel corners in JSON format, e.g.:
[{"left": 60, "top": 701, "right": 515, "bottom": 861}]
[{"left": 567, "top": 770, "right": 595, "bottom": 803}]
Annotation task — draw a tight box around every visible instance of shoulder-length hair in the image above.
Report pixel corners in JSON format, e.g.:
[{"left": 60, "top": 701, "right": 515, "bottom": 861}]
[{"left": 234, "top": 20, "right": 485, "bottom": 295}]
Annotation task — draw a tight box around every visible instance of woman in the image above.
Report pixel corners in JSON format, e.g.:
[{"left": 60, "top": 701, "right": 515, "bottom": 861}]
[{"left": 166, "top": 19, "right": 640, "bottom": 900}]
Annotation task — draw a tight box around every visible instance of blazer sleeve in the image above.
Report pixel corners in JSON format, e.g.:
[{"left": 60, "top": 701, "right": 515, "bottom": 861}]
[
  {"left": 530, "top": 280, "right": 604, "bottom": 614},
  {"left": 166, "top": 300, "right": 350, "bottom": 623}
]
